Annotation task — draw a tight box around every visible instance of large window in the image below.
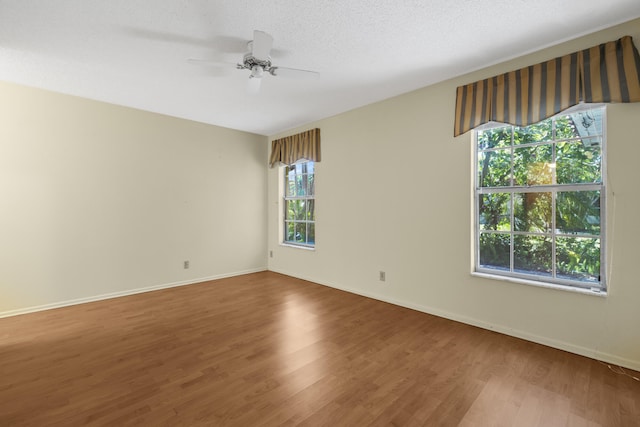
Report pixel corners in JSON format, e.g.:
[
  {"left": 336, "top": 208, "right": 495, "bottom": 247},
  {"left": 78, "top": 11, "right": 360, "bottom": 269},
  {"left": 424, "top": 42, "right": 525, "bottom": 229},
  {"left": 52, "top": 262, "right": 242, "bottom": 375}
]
[
  {"left": 475, "top": 107, "right": 606, "bottom": 292},
  {"left": 284, "top": 161, "right": 315, "bottom": 247}
]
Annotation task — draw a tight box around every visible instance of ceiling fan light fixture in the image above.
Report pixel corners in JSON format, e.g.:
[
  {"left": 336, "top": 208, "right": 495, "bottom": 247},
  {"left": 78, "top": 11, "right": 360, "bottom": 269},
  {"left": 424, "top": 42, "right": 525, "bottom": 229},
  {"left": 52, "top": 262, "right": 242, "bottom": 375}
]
[{"left": 250, "top": 64, "right": 264, "bottom": 79}]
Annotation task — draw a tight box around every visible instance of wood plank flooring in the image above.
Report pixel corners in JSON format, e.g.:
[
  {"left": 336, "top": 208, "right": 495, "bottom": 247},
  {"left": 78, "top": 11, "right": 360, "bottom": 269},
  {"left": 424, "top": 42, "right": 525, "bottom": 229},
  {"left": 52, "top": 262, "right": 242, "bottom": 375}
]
[{"left": 1, "top": 271, "right": 638, "bottom": 426}]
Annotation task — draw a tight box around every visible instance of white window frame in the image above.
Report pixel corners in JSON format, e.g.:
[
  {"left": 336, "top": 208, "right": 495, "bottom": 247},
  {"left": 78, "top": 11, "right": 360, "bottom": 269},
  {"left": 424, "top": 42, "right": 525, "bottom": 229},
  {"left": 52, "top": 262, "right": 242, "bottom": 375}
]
[
  {"left": 283, "top": 161, "right": 315, "bottom": 248},
  {"left": 473, "top": 106, "right": 607, "bottom": 294}
]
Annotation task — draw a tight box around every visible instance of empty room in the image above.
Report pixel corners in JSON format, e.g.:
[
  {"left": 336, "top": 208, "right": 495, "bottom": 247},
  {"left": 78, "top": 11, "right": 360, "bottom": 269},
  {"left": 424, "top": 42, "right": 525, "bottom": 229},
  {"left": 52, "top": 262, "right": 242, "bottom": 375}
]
[{"left": 1, "top": 1, "right": 640, "bottom": 426}]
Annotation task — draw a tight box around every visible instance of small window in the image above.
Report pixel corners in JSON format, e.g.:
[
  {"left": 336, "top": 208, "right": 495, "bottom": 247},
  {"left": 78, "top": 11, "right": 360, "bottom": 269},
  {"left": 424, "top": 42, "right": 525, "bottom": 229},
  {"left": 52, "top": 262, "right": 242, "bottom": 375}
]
[
  {"left": 475, "top": 107, "right": 606, "bottom": 292},
  {"left": 284, "top": 161, "right": 315, "bottom": 247}
]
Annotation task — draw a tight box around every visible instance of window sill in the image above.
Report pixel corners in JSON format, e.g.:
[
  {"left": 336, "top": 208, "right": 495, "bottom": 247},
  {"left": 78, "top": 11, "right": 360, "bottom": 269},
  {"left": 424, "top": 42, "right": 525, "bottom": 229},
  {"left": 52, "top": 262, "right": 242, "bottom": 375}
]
[
  {"left": 280, "top": 242, "right": 315, "bottom": 251},
  {"left": 471, "top": 272, "right": 607, "bottom": 297}
]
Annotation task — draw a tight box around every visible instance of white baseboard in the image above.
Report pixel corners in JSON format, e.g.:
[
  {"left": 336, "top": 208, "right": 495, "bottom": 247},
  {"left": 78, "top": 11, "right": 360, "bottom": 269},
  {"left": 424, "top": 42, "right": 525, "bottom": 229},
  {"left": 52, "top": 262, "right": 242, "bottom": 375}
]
[
  {"left": 0, "top": 268, "right": 267, "bottom": 319},
  {"left": 268, "top": 268, "right": 640, "bottom": 372}
]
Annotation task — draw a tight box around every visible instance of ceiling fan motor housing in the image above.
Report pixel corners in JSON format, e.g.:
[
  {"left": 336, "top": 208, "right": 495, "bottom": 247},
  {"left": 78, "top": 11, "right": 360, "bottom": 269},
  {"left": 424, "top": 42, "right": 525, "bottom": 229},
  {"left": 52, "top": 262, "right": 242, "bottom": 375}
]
[
  {"left": 233, "top": 31, "right": 318, "bottom": 84},
  {"left": 239, "top": 53, "right": 272, "bottom": 78}
]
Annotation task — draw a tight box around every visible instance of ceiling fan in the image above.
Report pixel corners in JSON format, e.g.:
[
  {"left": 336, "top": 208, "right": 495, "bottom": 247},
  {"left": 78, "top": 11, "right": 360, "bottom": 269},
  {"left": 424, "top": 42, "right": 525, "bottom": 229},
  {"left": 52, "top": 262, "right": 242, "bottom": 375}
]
[{"left": 193, "top": 30, "right": 319, "bottom": 93}]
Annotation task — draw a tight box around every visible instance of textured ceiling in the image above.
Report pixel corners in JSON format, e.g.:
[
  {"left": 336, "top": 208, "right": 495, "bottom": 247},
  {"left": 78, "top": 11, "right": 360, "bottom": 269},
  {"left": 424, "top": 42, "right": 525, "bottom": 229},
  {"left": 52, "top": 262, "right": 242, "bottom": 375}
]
[{"left": 1, "top": 1, "right": 640, "bottom": 136}]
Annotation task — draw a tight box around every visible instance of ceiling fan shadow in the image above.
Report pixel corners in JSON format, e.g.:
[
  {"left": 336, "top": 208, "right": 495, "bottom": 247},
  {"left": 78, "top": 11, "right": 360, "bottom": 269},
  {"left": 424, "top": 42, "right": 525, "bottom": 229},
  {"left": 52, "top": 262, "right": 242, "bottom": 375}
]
[{"left": 122, "top": 27, "right": 290, "bottom": 58}]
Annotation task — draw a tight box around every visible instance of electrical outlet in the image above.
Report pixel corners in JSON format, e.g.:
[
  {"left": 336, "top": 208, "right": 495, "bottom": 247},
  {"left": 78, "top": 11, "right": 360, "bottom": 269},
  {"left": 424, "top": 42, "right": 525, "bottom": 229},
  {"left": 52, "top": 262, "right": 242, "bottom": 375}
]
[
  {"left": 269, "top": 250, "right": 273, "bottom": 258},
  {"left": 379, "top": 271, "right": 386, "bottom": 281},
  {"left": 184, "top": 260, "right": 190, "bottom": 269}
]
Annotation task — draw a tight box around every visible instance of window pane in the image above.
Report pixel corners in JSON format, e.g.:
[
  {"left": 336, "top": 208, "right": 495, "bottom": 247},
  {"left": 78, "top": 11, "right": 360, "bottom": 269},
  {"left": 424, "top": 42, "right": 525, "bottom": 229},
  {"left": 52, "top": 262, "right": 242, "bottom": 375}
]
[
  {"left": 565, "top": 110, "right": 603, "bottom": 140},
  {"left": 514, "top": 192, "right": 551, "bottom": 233},
  {"left": 286, "top": 200, "right": 305, "bottom": 221},
  {"left": 478, "top": 126, "right": 511, "bottom": 150},
  {"left": 285, "top": 222, "right": 295, "bottom": 242},
  {"left": 308, "top": 174, "right": 315, "bottom": 196},
  {"left": 306, "top": 199, "right": 315, "bottom": 221},
  {"left": 513, "top": 145, "right": 553, "bottom": 186},
  {"left": 479, "top": 233, "right": 510, "bottom": 271},
  {"left": 295, "top": 222, "right": 306, "bottom": 244},
  {"left": 296, "top": 200, "right": 307, "bottom": 220},
  {"left": 556, "top": 237, "right": 600, "bottom": 283},
  {"left": 295, "top": 175, "right": 306, "bottom": 196},
  {"left": 514, "top": 235, "right": 552, "bottom": 276},
  {"left": 479, "top": 193, "right": 510, "bottom": 231},
  {"left": 478, "top": 149, "right": 511, "bottom": 187},
  {"left": 285, "top": 167, "right": 296, "bottom": 197},
  {"left": 514, "top": 118, "right": 552, "bottom": 144},
  {"left": 307, "top": 223, "right": 315, "bottom": 245},
  {"left": 285, "top": 200, "right": 293, "bottom": 220},
  {"left": 556, "top": 191, "right": 600, "bottom": 235},
  {"left": 556, "top": 140, "right": 602, "bottom": 184},
  {"left": 555, "top": 115, "right": 579, "bottom": 139}
]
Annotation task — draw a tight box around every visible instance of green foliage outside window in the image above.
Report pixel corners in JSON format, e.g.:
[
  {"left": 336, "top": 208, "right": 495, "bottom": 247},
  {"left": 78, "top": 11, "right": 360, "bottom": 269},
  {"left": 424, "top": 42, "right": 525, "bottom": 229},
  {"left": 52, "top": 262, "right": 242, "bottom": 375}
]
[
  {"left": 284, "top": 162, "right": 315, "bottom": 246},
  {"left": 476, "top": 108, "right": 604, "bottom": 288}
]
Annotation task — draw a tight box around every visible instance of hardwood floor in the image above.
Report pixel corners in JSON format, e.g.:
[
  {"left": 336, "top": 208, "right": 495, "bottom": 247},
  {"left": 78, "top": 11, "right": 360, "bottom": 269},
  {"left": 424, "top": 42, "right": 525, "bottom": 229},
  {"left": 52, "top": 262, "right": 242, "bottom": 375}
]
[{"left": 1, "top": 272, "right": 638, "bottom": 426}]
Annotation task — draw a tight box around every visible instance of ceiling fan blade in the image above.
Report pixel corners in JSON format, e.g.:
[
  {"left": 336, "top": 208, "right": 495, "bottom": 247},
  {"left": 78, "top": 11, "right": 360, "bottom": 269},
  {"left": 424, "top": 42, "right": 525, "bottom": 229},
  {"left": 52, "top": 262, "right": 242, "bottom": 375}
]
[
  {"left": 251, "top": 30, "right": 273, "bottom": 61},
  {"left": 269, "top": 66, "right": 319, "bottom": 80},
  {"left": 187, "top": 58, "right": 236, "bottom": 66},
  {"left": 187, "top": 58, "right": 238, "bottom": 77},
  {"left": 247, "top": 77, "right": 262, "bottom": 94}
]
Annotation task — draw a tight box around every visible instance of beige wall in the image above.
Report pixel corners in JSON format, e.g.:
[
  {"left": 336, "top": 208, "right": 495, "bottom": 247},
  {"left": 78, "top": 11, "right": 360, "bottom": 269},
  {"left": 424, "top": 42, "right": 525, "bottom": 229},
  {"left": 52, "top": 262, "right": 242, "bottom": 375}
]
[
  {"left": 0, "top": 82, "right": 268, "bottom": 315},
  {"left": 267, "top": 18, "right": 640, "bottom": 370}
]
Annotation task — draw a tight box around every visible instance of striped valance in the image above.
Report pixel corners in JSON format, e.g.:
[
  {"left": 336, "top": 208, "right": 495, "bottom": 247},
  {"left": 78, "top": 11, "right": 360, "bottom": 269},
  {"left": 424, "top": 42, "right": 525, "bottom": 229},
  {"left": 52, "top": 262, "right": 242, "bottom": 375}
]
[
  {"left": 269, "top": 128, "right": 321, "bottom": 168},
  {"left": 454, "top": 36, "right": 640, "bottom": 136}
]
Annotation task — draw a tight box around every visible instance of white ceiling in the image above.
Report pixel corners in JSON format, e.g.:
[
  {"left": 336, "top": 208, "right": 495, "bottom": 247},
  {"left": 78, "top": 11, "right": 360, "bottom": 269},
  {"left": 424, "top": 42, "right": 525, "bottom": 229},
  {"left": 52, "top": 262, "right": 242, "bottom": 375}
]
[{"left": 1, "top": 1, "right": 640, "bottom": 136}]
